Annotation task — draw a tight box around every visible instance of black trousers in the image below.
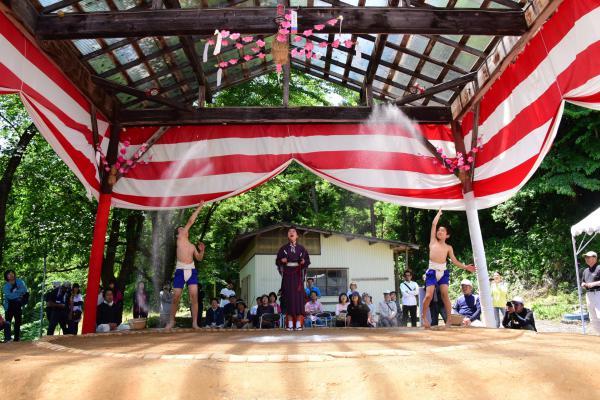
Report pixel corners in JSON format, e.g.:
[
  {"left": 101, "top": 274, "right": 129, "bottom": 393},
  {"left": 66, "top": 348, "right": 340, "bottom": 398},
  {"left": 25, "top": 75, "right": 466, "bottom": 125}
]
[
  {"left": 47, "top": 310, "right": 69, "bottom": 335},
  {"left": 5, "top": 301, "right": 22, "bottom": 341},
  {"left": 429, "top": 300, "right": 447, "bottom": 326},
  {"left": 402, "top": 305, "right": 418, "bottom": 327}
]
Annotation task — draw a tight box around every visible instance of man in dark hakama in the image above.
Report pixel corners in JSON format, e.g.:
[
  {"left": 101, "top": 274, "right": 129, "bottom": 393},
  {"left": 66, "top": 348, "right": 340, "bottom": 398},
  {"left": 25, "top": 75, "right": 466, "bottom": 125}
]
[{"left": 276, "top": 227, "right": 311, "bottom": 331}]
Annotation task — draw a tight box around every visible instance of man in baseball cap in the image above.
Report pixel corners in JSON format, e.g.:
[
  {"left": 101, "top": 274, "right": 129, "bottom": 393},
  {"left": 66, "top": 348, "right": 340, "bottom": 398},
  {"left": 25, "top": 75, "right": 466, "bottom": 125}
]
[
  {"left": 503, "top": 296, "right": 537, "bottom": 331},
  {"left": 581, "top": 250, "right": 599, "bottom": 334},
  {"left": 452, "top": 279, "right": 482, "bottom": 327}
]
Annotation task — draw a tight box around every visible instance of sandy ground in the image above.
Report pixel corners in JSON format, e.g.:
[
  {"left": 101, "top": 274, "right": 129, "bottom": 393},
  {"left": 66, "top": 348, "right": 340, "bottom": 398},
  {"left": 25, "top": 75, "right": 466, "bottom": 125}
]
[{"left": 1, "top": 328, "right": 599, "bottom": 400}]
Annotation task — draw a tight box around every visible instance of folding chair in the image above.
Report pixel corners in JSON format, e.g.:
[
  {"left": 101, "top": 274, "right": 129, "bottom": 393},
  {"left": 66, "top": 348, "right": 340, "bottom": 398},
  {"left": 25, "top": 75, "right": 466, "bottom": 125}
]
[
  {"left": 313, "top": 312, "right": 334, "bottom": 328},
  {"left": 258, "top": 313, "right": 278, "bottom": 329}
]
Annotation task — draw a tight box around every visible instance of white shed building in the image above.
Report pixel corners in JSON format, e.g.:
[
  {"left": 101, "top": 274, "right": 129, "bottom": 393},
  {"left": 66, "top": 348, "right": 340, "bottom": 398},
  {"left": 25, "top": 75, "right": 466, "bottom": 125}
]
[{"left": 230, "top": 224, "right": 419, "bottom": 312}]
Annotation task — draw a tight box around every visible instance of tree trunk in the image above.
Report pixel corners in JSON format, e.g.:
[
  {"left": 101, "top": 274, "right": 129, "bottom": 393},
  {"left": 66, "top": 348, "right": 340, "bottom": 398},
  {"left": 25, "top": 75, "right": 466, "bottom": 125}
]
[
  {"left": 117, "top": 211, "right": 145, "bottom": 289},
  {"left": 0, "top": 123, "right": 36, "bottom": 266},
  {"left": 369, "top": 200, "right": 376, "bottom": 237},
  {"left": 101, "top": 213, "right": 121, "bottom": 287},
  {"left": 309, "top": 184, "right": 319, "bottom": 214}
]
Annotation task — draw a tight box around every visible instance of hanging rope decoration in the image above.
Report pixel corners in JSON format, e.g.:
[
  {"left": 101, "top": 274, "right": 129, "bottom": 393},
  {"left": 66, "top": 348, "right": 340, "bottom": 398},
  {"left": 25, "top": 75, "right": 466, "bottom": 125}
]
[
  {"left": 205, "top": 8, "right": 359, "bottom": 87},
  {"left": 96, "top": 139, "right": 153, "bottom": 177}
]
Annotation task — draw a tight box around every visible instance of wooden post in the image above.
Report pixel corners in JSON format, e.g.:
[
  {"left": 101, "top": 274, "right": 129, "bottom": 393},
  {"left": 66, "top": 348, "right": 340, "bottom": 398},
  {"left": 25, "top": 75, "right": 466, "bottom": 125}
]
[{"left": 282, "top": 63, "right": 290, "bottom": 107}]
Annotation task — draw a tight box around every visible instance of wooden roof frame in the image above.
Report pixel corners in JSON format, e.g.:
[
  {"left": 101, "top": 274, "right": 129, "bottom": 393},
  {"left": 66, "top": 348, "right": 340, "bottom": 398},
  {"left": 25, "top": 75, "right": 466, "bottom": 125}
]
[{"left": 3, "top": 0, "right": 559, "bottom": 126}]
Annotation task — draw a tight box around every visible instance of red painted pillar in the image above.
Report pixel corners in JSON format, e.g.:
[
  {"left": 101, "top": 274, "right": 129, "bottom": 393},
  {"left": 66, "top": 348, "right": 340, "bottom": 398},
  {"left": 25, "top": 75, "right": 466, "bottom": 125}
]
[{"left": 82, "top": 192, "right": 112, "bottom": 334}]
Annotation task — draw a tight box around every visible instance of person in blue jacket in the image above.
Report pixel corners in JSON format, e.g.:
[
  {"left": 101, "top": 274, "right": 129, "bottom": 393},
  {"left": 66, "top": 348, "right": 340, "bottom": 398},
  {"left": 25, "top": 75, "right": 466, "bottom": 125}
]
[
  {"left": 3, "top": 269, "right": 28, "bottom": 342},
  {"left": 204, "top": 297, "right": 224, "bottom": 328}
]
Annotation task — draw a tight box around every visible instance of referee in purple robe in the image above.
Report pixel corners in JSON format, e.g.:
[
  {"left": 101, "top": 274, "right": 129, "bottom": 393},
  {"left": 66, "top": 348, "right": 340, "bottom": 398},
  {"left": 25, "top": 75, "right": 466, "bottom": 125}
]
[{"left": 276, "top": 227, "right": 311, "bottom": 331}]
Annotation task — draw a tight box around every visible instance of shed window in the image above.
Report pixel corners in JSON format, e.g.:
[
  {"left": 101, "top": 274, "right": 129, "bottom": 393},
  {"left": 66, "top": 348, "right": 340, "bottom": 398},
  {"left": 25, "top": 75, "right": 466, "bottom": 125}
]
[{"left": 307, "top": 268, "right": 348, "bottom": 297}]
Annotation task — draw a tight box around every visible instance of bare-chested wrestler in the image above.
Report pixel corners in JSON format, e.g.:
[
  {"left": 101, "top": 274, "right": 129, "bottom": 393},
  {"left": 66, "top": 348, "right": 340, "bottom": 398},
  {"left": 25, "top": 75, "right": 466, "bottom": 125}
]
[
  {"left": 421, "top": 209, "right": 475, "bottom": 329},
  {"left": 165, "top": 202, "right": 205, "bottom": 329}
]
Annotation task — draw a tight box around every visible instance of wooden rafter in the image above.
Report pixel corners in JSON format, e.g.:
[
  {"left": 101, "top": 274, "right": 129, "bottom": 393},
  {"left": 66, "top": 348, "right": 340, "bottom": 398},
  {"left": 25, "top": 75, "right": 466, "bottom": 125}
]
[
  {"left": 394, "top": 72, "right": 476, "bottom": 105},
  {"left": 35, "top": 7, "right": 528, "bottom": 39},
  {"left": 118, "top": 106, "right": 452, "bottom": 126}
]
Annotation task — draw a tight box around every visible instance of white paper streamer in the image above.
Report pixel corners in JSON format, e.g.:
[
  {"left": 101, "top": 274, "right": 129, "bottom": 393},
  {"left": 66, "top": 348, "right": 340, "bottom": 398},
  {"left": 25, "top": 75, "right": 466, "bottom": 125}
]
[
  {"left": 203, "top": 42, "right": 209, "bottom": 62},
  {"left": 338, "top": 16, "right": 343, "bottom": 41},
  {"left": 213, "top": 30, "right": 222, "bottom": 56},
  {"left": 355, "top": 39, "right": 361, "bottom": 61},
  {"left": 216, "top": 67, "right": 223, "bottom": 87}
]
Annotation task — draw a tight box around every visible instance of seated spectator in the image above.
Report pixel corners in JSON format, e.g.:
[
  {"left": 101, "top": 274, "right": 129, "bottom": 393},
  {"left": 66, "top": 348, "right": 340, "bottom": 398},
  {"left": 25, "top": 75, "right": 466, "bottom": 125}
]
[
  {"left": 335, "top": 292, "right": 350, "bottom": 327},
  {"left": 96, "top": 289, "right": 122, "bottom": 333},
  {"left": 205, "top": 297, "right": 224, "bottom": 328},
  {"left": 346, "top": 281, "right": 358, "bottom": 298},
  {"left": 305, "top": 290, "right": 324, "bottom": 327},
  {"left": 1, "top": 311, "right": 10, "bottom": 343},
  {"left": 232, "top": 301, "right": 251, "bottom": 329},
  {"left": 347, "top": 292, "right": 371, "bottom": 327},
  {"left": 305, "top": 278, "right": 321, "bottom": 298},
  {"left": 133, "top": 281, "right": 149, "bottom": 319},
  {"left": 390, "top": 291, "right": 401, "bottom": 325},
  {"left": 502, "top": 296, "right": 537, "bottom": 331},
  {"left": 223, "top": 294, "right": 238, "bottom": 328},
  {"left": 362, "top": 293, "right": 377, "bottom": 327},
  {"left": 68, "top": 283, "right": 84, "bottom": 335},
  {"left": 453, "top": 279, "right": 482, "bottom": 327},
  {"left": 159, "top": 283, "right": 173, "bottom": 328},
  {"left": 255, "top": 294, "right": 275, "bottom": 329},
  {"left": 268, "top": 292, "right": 282, "bottom": 314},
  {"left": 378, "top": 291, "right": 398, "bottom": 327}
]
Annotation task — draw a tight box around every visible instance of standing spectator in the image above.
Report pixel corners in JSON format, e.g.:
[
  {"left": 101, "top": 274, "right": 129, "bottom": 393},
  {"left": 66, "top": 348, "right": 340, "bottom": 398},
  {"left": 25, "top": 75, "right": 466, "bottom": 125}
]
[
  {"left": 107, "top": 278, "right": 124, "bottom": 322},
  {"left": 159, "top": 283, "right": 173, "bottom": 328},
  {"left": 68, "top": 283, "right": 84, "bottom": 335},
  {"left": 429, "top": 284, "right": 447, "bottom": 326},
  {"left": 133, "top": 281, "right": 149, "bottom": 319},
  {"left": 219, "top": 281, "right": 235, "bottom": 308},
  {"left": 335, "top": 293, "right": 349, "bottom": 327},
  {"left": 46, "top": 281, "right": 70, "bottom": 335},
  {"left": 256, "top": 294, "right": 276, "bottom": 329},
  {"left": 390, "top": 291, "right": 402, "bottom": 326},
  {"left": 346, "top": 282, "right": 358, "bottom": 298},
  {"left": 378, "top": 291, "right": 398, "bottom": 327},
  {"left": 491, "top": 272, "right": 508, "bottom": 328},
  {"left": 96, "top": 289, "right": 122, "bottom": 333},
  {"left": 581, "top": 251, "right": 600, "bottom": 334},
  {"left": 347, "top": 292, "right": 371, "bottom": 327},
  {"left": 1, "top": 310, "right": 10, "bottom": 343},
  {"left": 249, "top": 296, "right": 261, "bottom": 328},
  {"left": 362, "top": 293, "right": 377, "bottom": 327},
  {"left": 205, "top": 297, "right": 224, "bottom": 328},
  {"left": 304, "top": 290, "right": 324, "bottom": 327},
  {"left": 45, "top": 281, "right": 60, "bottom": 322},
  {"left": 400, "top": 270, "right": 419, "bottom": 327},
  {"left": 2, "top": 269, "right": 27, "bottom": 342},
  {"left": 232, "top": 301, "right": 251, "bottom": 329},
  {"left": 223, "top": 294, "right": 238, "bottom": 328},
  {"left": 502, "top": 296, "right": 537, "bottom": 331},
  {"left": 453, "top": 279, "right": 482, "bottom": 327},
  {"left": 305, "top": 277, "right": 321, "bottom": 298},
  {"left": 96, "top": 285, "right": 104, "bottom": 306}
]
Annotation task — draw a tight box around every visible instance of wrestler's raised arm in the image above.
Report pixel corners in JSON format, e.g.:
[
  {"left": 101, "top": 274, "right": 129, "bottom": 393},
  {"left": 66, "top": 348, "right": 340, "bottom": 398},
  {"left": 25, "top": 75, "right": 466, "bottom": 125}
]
[
  {"left": 430, "top": 209, "right": 443, "bottom": 245},
  {"left": 448, "top": 246, "right": 475, "bottom": 272},
  {"left": 183, "top": 201, "right": 205, "bottom": 232}
]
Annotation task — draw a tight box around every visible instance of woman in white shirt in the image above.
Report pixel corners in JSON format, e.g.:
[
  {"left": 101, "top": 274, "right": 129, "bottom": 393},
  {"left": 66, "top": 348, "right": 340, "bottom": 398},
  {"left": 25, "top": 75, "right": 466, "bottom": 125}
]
[
  {"left": 335, "top": 292, "right": 349, "bottom": 327},
  {"left": 68, "top": 283, "right": 84, "bottom": 335}
]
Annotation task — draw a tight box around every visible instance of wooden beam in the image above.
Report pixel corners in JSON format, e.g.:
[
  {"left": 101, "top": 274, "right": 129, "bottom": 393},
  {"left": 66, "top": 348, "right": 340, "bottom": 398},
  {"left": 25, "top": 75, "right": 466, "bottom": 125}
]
[
  {"left": 35, "top": 7, "right": 528, "bottom": 39},
  {"left": 118, "top": 106, "right": 452, "bottom": 126},
  {"left": 91, "top": 76, "right": 193, "bottom": 112},
  {"left": 394, "top": 72, "right": 476, "bottom": 105},
  {"left": 41, "top": 0, "right": 81, "bottom": 14},
  {"left": 5, "top": 0, "right": 37, "bottom": 33}
]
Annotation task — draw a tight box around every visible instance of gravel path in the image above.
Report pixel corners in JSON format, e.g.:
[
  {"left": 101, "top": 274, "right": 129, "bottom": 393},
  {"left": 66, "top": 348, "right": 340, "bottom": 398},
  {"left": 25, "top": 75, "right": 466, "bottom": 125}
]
[{"left": 536, "top": 319, "right": 585, "bottom": 334}]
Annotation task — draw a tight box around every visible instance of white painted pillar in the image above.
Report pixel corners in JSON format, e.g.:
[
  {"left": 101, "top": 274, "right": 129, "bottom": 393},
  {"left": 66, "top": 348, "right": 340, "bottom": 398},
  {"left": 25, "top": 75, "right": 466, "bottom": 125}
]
[{"left": 463, "top": 191, "right": 495, "bottom": 328}]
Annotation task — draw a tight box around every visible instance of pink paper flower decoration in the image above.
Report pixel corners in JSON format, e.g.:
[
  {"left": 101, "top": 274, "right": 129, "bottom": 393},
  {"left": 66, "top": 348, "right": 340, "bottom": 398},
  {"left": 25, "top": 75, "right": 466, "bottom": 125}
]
[
  {"left": 117, "top": 155, "right": 125, "bottom": 163},
  {"left": 207, "top": 39, "right": 215, "bottom": 45},
  {"left": 284, "top": 13, "right": 292, "bottom": 21},
  {"left": 276, "top": 34, "right": 287, "bottom": 42},
  {"left": 291, "top": 48, "right": 299, "bottom": 57},
  {"left": 331, "top": 39, "right": 340, "bottom": 48},
  {"left": 294, "top": 36, "right": 303, "bottom": 43},
  {"left": 118, "top": 167, "right": 125, "bottom": 173},
  {"left": 326, "top": 18, "right": 338, "bottom": 26},
  {"left": 220, "top": 30, "right": 230, "bottom": 38},
  {"left": 127, "top": 160, "right": 133, "bottom": 166},
  {"left": 281, "top": 21, "right": 292, "bottom": 29},
  {"left": 305, "top": 41, "right": 314, "bottom": 52},
  {"left": 344, "top": 39, "right": 353, "bottom": 48},
  {"left": 306, "top": 51, "right": 313, "bottom": 59},
  {"left": 312, "top": 53, "right": 321, "bottom": 60},
  {"left": 244, "top": 55, "right": 253, "bottom": 61},
  {"left": 471, "top": 147, "right": 479, "bottom": 153},
  {"left": 276, "top": 63, "right": 283, "bottom": 73},
  {"left": 303, "top": 29, "right": 313, "bottom": 37},
  {"left": 221, "top": 40, "right": 229, "bottom": 46},
  {"left": 219, "top": 61, "right": 229, "bottom": 68},
  {"left": 251, "top": 47, "right": 260, "bottom": 52},
  {"left": 257, "top": 39, "right": 266, "bottom": 47},
  {"left": 229, "top": 33, "right": 240, "bottom": 40},
  {"left": 278, "top": 28, "right": 290, "bottom": 35},
  {"left": 314, "top": 24, "right": 325, "bottom": 31},
  {"left": 235, "top": 43, "right": 244, "bottom": 49},
  {"left": 319, "top": 42, "right": 328, "bottom": 48},
  {"left": 228, "top": 58, "right": 238, "bottom": 65},
  {"left": 120, "top": 148, "right": 127, "bottom": 155},
  {"left": 242, "top": 36, "right": 253, "bottom": 43},
  {"left": 257, "top": 52, "right": 266, "bottom": 59}
]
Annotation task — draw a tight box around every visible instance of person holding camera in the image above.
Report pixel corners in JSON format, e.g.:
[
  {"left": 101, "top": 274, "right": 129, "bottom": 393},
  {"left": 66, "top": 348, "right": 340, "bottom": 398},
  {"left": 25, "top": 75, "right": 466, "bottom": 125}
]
[
  {"left": 2, "top": 269, "right": 28, "bottom": 342},
  {"left": 581, "top": 251, "right": 600, "bottom": 334},
  {"left": 502, "top": 296, "right": 537, "bottom": 331}
]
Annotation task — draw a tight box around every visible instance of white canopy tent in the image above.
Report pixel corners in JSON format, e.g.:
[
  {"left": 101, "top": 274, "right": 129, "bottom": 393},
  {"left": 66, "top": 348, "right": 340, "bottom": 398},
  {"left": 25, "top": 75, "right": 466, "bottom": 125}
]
[{"left": 571, "top": 206, "right": 600, "bottom": 334}]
